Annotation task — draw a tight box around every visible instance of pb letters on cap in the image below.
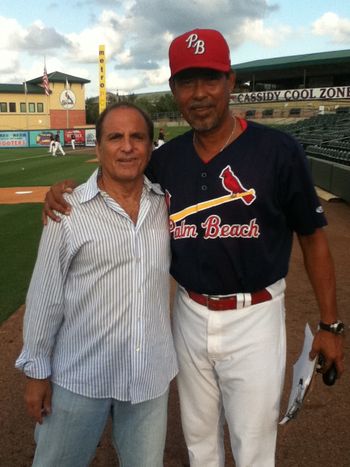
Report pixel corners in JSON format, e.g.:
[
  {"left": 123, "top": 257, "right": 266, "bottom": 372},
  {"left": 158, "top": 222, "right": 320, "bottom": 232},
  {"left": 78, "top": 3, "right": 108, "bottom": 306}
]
[{"left": 169, "top": 28, "right": 231, "bottom": 78}]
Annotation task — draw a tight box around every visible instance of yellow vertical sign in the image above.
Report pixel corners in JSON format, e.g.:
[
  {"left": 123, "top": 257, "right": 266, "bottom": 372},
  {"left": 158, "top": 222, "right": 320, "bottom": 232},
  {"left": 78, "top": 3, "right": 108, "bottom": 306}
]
[{"left": 99, "top": 45, "right": 106, "bottom": 114}]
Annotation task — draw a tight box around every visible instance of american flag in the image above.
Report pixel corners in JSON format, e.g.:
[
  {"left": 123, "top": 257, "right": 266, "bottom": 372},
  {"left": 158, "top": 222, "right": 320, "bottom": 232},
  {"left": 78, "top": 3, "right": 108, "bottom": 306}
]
[{"left": 42, "top": 66, "right": 50, "bottom": 96}]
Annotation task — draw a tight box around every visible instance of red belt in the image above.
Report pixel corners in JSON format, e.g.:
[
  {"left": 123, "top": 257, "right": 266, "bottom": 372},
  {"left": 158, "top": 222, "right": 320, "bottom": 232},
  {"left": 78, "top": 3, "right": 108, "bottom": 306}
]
[{"left": 186, "top": 288, "right": 272, "bottom": 311}]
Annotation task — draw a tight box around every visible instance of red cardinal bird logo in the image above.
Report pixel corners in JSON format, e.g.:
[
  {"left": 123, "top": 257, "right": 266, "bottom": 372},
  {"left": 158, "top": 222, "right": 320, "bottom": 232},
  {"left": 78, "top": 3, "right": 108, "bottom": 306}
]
[{"left": 219, "top": 165, "right": 256, "bottom": 205}]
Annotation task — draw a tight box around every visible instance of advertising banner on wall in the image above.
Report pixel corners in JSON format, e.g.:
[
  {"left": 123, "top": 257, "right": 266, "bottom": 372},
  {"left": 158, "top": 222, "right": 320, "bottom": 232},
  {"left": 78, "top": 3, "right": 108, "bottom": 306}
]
[
  {"left": 85, "top": 128, "right": 96, "bottom": 147},
  {"left": 0, "top": 131, "right": 28, "bottom": 148},
  {"left": 64, "top": 129, "right": 85, "bottom": 146},
  {"left": 29, "top": 130, "right": 56, "bottom": 147}
]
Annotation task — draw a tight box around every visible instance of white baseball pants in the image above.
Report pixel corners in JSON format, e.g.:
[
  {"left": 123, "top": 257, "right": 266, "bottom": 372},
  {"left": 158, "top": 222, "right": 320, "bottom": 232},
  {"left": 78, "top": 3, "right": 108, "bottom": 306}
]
[{"left": 173, "top": 281, "right": 286, "bottom": 467}]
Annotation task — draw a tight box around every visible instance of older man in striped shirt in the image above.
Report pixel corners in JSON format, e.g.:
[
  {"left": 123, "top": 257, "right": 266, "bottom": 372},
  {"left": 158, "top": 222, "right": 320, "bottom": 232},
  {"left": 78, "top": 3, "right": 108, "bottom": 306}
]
[{"left": 16, "top": 103, "right": 178, "bottom": 467}]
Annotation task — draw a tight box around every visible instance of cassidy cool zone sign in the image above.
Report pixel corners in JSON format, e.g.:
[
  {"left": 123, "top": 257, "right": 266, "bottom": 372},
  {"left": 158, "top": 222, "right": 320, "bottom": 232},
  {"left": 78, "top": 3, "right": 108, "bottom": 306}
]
[{"left": 231, "top": 86, "right": 350, "bottom": 104}]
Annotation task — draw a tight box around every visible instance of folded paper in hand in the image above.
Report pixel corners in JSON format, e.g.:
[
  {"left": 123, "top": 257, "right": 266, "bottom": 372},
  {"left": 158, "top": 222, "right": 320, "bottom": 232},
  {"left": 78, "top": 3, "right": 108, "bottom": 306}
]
[{"left": 280, "top": 323, "right": 317, "bottom": 425}]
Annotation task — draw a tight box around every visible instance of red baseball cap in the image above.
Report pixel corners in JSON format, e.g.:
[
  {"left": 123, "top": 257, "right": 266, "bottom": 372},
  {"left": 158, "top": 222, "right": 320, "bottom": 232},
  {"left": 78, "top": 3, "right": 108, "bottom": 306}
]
[{"left": 169, "top": 28, "right": 231, "bottom": 78}]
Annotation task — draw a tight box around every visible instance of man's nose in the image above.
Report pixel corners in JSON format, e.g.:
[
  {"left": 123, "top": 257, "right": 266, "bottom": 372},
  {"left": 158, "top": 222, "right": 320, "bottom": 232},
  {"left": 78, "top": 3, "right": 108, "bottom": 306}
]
[
  {"left": 192, "top": 79, "right": 207, "bottom": 98},
  {"left": 121, "top": 137, "right": 133, "bottom": 152}
]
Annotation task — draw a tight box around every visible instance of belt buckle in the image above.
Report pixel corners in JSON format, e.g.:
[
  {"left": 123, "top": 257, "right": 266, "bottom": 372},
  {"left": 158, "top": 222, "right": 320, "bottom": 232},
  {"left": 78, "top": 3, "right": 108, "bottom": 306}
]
[
  {"left": 207, "top": 294, "right": 223, "bottom": 304},
  {"left": 207, "top": 294, "right": 222, "bottom": 310},
  {"left": 208, "top": 294, "right": 237, "bottom": 311},
  {"left": 208, "top": 295, "right": 222, "bottom": 301}
]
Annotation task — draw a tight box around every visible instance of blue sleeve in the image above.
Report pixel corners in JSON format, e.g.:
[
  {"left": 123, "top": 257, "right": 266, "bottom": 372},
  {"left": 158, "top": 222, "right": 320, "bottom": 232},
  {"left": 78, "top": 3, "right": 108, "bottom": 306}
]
[{"left": 279, "top": 139, "right": 327, "bottom": 235}]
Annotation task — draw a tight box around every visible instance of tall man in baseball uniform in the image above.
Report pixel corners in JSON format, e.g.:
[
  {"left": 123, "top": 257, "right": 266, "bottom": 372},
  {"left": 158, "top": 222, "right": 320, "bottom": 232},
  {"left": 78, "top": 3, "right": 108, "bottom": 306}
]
[{"left": 43, "top": 29, "right": 345, "bottom": 467}]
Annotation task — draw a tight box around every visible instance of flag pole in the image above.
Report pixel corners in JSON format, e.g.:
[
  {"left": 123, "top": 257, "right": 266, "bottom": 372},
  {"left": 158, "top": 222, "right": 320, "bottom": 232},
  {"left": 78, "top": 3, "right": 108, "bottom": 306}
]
[
  {"left": 47, "top": 89, "right": 50, "bottom": 129},
  {"left": 65, "top": 77, "right": 70, "bottom": 129},
  {"left": 43, "top": 57, "right": 50, "bottom": 129},
  {"left": 24, "top": 80, "right": 28, "bottom": 129}
]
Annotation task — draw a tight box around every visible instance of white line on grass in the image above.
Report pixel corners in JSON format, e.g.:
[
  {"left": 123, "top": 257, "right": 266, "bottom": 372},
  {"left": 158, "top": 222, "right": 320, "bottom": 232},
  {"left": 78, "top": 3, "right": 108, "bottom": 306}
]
[
  {"left": 0, "top": 154, "right": 51, "bottom": 163},
  {"left": 0, "top": 149, "right": 78, "bottom": 164}
]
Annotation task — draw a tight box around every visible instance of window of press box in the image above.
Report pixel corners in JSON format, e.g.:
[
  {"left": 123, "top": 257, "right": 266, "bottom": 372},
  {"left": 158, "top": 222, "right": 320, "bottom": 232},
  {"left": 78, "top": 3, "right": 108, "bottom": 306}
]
[
  {"left": 289, "top": 108, "right": 301, "bottom": 116},
  {"left": 262, "top": 109, "right": 274, "bottom": 117},
  {"left": 245, "top": 109, "right": 256, "bottom": 118}
]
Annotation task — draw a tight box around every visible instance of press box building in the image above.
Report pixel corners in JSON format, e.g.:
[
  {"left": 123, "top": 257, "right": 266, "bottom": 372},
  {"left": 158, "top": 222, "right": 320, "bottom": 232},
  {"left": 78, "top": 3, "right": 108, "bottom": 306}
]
[
  {"left": 230, "top": 49, "right": 350, "bottom": 119},
  {"left": 0, "top": 72, "right": 90, "bottom": 131}
]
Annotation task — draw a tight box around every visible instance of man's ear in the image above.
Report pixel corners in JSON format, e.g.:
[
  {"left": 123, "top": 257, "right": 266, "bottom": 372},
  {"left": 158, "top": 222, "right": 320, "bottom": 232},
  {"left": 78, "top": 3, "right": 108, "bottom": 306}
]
[
  {"left": 95, "top": 144, "right": 102, "bottom": 163},
  {"left": 169, "top": 78, "right": 175, "bottom": 95},
  {"left": 228, "top": 71, "right": 236, "bottom": 91}
]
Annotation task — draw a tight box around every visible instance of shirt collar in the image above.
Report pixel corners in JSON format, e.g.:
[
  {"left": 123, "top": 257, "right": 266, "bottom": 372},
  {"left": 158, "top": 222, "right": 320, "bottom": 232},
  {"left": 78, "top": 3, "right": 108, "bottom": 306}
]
[
  {"left": 143, "top": 175, "right": 164, "bottom": 195},
  {"left": 79, "top": 168, "right": 164, "bottom": 204}
]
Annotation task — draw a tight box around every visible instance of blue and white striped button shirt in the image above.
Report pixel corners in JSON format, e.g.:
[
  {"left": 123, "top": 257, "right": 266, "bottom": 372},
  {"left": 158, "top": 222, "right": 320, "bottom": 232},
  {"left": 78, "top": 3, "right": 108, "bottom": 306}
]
[{"left": 16, "top": 169, "right": 178, "bottom": 403}]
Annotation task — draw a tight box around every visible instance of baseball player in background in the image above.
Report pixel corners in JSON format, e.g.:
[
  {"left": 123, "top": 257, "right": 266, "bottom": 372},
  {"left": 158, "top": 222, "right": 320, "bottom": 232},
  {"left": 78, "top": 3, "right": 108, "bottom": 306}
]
[
  {"left": 43, "top": 29, "right": 344, "bottom": 467},
  {"left": 53, "top": 132, "right": 65, "bottom": 156},
  {"left": 48, "top": 134, "right": 55, "bottom": 155},
  {"left": 70, "top": 132, "right": 76, "bottom": 150}
]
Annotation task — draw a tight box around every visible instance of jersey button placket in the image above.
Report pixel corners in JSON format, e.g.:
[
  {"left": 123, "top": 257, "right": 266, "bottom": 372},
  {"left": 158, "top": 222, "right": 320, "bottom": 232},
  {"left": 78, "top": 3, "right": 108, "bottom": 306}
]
[{"left": 201, "top": 171, "right": 208, "bottom": 191}]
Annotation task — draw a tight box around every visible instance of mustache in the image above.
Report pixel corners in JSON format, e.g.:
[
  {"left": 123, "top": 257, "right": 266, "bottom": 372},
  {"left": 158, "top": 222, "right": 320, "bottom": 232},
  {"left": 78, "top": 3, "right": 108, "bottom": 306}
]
[{"left": 189, "top": 101, "right": 213, "bottom": 110}]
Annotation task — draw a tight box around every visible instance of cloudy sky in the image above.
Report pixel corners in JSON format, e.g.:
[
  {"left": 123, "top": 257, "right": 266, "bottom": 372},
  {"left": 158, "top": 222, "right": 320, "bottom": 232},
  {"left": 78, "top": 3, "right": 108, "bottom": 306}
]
[{"left": 1, "top": 0, "right": 350, "bottom": 97}]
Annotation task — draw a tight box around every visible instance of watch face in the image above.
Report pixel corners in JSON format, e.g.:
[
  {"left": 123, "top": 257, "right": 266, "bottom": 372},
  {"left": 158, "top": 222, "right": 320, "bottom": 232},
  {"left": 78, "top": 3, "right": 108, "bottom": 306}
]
[{"left": 333, "top": 322, "right": 345, "bottom": 334}]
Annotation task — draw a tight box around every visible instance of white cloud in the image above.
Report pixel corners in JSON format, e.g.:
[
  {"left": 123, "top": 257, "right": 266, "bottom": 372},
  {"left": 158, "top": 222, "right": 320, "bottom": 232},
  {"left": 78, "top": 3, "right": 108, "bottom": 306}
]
[
  {"left": 237, "top": 19, "right": 292, "bottom": 48},
  {"left": 106, "top": 70, "right": 146, "bottom": 94},
  {"left": 145, "top": 66, "right": 171, "bottom": 86},
  {"left": 0, "top": 15, "right": 36, "bottom": 80},
  {"left": 118, "top": 50, "right": 133, "bottom": 66},
  {"left": 312, "top": 12, "right": 350, "bottom": 44},
  {"left": 66, "top": 10, "right": 124, "bottom": 63},
  {"left": 22, "top": 20, "right": 69, "bottom": 52},
  {"left": 0, "top": 16, "right": 25, "bottom": 49},
  {"left": 0, "top": 0, "right": 285, "bottom": 94},
  {"left": 0, "top": 51, "right": 19, "bottom": 73}
]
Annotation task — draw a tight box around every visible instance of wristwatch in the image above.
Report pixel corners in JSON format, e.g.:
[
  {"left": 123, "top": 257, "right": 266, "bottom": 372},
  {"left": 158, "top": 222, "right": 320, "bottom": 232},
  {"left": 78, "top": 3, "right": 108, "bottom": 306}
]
[{"left": 319, "top": 320, "right": 345, "bottom": 335}]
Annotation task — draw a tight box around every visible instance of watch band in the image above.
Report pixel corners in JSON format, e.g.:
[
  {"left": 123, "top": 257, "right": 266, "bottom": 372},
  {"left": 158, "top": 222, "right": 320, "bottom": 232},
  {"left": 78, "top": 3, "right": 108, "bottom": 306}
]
[{"left": 319, "top": 320, "right": 345, "bottom": 335}]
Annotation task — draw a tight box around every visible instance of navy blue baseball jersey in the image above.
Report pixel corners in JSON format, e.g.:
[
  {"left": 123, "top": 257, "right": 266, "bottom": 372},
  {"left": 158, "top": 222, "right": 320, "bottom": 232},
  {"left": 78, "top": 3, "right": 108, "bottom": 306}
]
[{"left": 146, "top": 120, "right": 327, "bottom": 295}]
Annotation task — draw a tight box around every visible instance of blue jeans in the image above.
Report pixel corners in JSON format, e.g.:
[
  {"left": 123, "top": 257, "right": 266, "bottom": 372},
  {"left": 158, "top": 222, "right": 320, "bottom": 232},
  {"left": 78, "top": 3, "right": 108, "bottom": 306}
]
[{"left": 32, "top": 383, "right": 169, "bottom": 467}]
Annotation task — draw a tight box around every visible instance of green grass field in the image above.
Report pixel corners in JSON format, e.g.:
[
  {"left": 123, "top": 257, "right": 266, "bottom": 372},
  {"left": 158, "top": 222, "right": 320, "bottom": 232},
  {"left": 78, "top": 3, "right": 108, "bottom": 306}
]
[
  {"left": 0, "top": 147, "right": 99, "bottom": 323},
  {"left": 0, "top": 126, "right": 188, "bottom": 324},
  {"left": 0, "top": 147, "right": 98, "bottom": 187}
]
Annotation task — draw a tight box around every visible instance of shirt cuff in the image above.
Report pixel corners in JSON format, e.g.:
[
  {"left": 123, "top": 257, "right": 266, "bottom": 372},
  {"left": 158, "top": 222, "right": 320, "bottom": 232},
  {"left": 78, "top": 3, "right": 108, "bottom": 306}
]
[{"left": 15, "top": 351, "right": 51, "bottom": 379}]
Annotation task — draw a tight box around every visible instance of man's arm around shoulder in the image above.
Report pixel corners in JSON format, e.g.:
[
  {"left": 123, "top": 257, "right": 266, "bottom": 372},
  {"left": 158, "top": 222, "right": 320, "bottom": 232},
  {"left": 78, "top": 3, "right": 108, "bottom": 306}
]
[{"left": 42, "top": 179, "right": 78, "bottom": 224}]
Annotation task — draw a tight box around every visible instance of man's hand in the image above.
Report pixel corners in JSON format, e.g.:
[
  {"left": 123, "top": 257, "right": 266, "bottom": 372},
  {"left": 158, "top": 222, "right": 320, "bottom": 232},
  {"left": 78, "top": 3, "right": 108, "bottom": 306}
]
[
  {"left": 310, "top": 330, "right": 345, "bottom": 378},
  {"left": 24, "top": 378, "right": 52, "bottom": 424},
  {"left": 42, "top": 179, "right": 78, "bottom": 225}
]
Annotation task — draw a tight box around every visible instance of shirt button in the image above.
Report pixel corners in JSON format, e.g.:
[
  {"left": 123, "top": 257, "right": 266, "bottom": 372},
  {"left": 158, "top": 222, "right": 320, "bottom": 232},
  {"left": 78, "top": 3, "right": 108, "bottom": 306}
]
[
  {"left": 201, "top": 185, "right": 207, "bottom": 191},
  {"left": 201, "top": 172, "right": 207, "bottom": 178},
  {"left": 136, "top": 347, "right": 140, "bottom": 352}
]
